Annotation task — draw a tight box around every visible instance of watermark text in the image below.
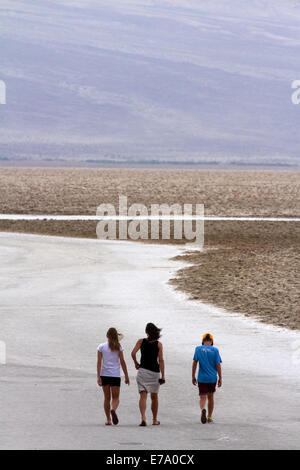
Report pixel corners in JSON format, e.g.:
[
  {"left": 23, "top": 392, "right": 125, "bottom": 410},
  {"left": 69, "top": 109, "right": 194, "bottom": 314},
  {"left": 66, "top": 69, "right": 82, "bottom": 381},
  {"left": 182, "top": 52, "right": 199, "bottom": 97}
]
[
  {"left": 96, "top": 196, "right": 204, "bottom": 245},
  {"left": 0, "top": 341, "right": 6, "bottom": 365},
  {"left": 0, "top": 80, "right": 6, "bottom": 105},
  {"left": 291, "top": 340, "right": 300, "bottom": 366},
  {"left": 291, "top": 80, "right": 300, "bottom": 105}
]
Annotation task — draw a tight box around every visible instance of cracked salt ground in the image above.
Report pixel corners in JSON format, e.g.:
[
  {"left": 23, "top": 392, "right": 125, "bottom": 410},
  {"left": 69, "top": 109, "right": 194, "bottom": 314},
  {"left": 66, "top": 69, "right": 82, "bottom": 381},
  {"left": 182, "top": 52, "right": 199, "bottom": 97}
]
[{"left": 0, "top": 232, "right": 300, "bottom": 449}]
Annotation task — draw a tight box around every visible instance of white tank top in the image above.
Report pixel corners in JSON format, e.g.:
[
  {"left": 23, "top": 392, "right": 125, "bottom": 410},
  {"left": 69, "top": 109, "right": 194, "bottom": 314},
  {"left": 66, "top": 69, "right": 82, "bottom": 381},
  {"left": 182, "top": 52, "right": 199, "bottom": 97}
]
[{"left": 97, "top": 341, "right": 124, "bottom": 377}]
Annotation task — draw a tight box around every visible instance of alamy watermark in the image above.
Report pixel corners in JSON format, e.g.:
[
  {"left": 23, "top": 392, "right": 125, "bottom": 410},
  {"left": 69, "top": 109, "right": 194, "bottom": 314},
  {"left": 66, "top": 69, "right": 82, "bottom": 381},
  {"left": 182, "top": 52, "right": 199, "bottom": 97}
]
[
  {"left": 291, "top": 80, "right": 300, "bottom": 105},
  {"left": 0, "top": 340, "right": 6, "bottom": 365},
  {"left": 291, "top": 340, "right": 300, "bottom": 366},
  {"left": 0, "top": 80, "right": 6, "bottom": 104},
  {"left": 96, "top": 196, "right": 204, "bottom": 246}
]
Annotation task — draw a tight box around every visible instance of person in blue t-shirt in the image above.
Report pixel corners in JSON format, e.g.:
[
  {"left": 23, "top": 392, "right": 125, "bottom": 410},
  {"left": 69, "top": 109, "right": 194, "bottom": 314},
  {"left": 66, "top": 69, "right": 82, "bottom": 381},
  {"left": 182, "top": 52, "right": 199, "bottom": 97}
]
[{"left": 192, "top": 333, "right": 222, "bottom": 424}]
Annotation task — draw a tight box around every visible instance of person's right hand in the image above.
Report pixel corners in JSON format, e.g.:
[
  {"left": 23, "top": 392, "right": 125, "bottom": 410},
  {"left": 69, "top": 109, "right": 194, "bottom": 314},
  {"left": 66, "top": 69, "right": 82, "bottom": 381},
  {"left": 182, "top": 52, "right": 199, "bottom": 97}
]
[
  {"left": 192, "top": 377, "right": 197, "bottom": 386},
  {"left": 134, "top": 362, "right": 140, "bottom": 370},
  {"left": 97, "top": 377, "right": 102, "bottom": 387},
  {"left": 218, "top": 378, "right": 222, "bottom": 388},
  {"left": 125, "top": 376, "right": 130, "bottom": 385}
]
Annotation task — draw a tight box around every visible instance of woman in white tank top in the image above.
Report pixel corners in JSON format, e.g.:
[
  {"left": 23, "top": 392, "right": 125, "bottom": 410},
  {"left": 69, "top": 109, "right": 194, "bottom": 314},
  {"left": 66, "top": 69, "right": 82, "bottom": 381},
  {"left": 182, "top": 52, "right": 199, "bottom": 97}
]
[{"left": 97, "top": 327, "right": 130, "bottom": 425}]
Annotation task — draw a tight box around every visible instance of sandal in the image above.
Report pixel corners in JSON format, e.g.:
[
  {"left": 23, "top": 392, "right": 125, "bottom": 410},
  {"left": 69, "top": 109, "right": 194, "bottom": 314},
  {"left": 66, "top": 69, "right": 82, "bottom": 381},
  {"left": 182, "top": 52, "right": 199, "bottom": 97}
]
[
  {"left": 201, "top": 409, "right": 207, "bottom": 424},
  {"left": 139, "top": 420, "right": 147, "bottom": 426},
  {"left": 111, "top": 409, "right": 119, "bottom": 425},
  {"left": 152, "top": 421, "right": 160, "bottom": 425}
]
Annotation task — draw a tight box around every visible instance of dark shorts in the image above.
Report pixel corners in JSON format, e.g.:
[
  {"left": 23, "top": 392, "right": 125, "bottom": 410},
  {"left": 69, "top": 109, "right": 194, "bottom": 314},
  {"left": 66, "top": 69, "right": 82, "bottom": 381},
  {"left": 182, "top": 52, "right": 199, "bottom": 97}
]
[
  {"left": 101, "top": 376, "right": 121, "bottom": 387},
  {"left": 198, "top": 382, "right": 217, "bottom": 395}
]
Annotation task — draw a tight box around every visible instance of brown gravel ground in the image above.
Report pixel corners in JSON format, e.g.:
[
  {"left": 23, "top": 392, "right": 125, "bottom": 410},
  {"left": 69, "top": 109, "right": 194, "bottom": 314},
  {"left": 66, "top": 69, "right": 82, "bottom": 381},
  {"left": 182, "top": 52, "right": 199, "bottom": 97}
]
[
  {"left": 170, "top": 221, "right": 300, "bottom": 330},
  {"left": 0, "top": 167, "right": 299, "bottom": 330}
]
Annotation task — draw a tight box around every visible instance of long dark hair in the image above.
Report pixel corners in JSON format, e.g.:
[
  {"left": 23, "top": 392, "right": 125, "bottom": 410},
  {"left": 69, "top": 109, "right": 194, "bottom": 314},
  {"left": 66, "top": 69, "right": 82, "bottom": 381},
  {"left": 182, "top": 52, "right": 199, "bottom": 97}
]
[
  {"left": 106, "top": 327, "right": 123, "bottom": 352},
  {"left": 145, "top": 323, "right": 161, "bottom": 342}
]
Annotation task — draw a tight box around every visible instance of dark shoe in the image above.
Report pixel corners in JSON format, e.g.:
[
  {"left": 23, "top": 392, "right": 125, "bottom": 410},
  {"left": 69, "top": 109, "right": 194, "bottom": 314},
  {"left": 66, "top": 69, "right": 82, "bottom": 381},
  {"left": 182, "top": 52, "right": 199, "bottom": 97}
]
[
  {"left": 139, "top": 420, "right": 147, "bottom": 426},
  {"left": 201, "top": 409, "right": 207, "bottom": 424},
  {"left": 111, "top": 409, "right": 119, "bottom": 425}
]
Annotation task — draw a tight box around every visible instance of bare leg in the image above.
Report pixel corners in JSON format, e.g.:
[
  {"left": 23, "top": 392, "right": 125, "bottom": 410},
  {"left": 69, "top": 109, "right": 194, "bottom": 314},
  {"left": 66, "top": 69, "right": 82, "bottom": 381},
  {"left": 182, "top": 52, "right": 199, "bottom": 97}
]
[
  {"left": 102, "top": 385, "right": 111, "bottom": 424},
  {"left": 200, "top": 394, "right": 207, "bottom": 423},
  {"left": 200, "top": 394, "right": 207, "bottom": 410},
  {"left": 151, "top": 393, "right": 159, "bottom": 424},
  {"left": 111, "top": 386, "right": 120, "bottom": 411},
  {"left": 207, "top": 393, "right": 214, "bottom": 418},
  {"left": 139, "top": 391, "right": 147, "bottom": 422}
]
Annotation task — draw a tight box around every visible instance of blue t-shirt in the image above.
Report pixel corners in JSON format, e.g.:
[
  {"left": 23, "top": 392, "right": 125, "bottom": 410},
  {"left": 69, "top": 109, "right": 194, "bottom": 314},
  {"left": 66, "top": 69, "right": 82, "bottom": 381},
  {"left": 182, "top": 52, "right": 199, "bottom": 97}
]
[{"left": 193, "top": 345, "right": 222, "bottom": 383}]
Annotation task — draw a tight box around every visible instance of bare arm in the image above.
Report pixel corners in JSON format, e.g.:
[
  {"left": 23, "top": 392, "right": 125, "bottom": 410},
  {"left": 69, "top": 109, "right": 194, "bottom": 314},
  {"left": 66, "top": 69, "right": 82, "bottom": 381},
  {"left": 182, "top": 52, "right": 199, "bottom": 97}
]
[
  {"left": 131, "top": 339, "right": 142, "bottom": 370},
  {"left": 217, "top": 363, "right": 222, "bottom": 387},
  {"left": 119, "top": 350, "right": 130, "bottom": 385},
  {"left": 158, "top": 342, "right": 165, "bottom": 381},
  {"left": 97, "top": 351, "right": 102, "bottom": 386},
  {"left": 192, "top": 359, "right": 198, "bottom": 385}
]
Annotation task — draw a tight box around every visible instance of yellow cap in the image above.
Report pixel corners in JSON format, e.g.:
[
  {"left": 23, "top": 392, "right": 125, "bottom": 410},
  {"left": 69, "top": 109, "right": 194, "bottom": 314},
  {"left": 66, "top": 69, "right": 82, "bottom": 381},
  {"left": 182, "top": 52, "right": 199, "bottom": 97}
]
[{"left": 202, "top": 333, "right": 213, "bottom": 342}]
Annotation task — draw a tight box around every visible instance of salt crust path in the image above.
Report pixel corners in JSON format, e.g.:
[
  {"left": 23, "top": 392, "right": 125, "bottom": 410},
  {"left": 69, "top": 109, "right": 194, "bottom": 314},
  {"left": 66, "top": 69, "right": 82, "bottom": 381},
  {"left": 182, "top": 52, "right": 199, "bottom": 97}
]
[{"left": 0, "top": 233, "right": 299, "bottom": 449}]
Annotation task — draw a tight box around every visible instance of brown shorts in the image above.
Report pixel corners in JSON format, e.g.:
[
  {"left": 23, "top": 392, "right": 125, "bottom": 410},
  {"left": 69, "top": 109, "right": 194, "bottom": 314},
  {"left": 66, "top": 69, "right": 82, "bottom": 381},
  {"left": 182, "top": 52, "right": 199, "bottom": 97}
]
[{"left": 198, "top": 382, "right": 217, "bottom": 395}]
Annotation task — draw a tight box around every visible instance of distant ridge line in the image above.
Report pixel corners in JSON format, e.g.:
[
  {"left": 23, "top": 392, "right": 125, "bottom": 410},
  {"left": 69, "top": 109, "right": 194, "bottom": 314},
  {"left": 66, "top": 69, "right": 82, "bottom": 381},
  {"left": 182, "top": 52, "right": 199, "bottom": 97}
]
[{"left": 84, "top": 159, "right": 297, "bottom": 167}]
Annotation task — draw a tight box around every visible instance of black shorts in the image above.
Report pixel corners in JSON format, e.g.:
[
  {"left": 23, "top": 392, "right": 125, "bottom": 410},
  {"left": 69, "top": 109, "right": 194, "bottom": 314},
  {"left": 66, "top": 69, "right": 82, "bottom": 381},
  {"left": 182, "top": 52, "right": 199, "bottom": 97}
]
[
  {"left": 198, "top": 382, "right": 217, "bottom": 395},
  {"left": 101, "top": 376, "right": 121, "bottom": 387}
]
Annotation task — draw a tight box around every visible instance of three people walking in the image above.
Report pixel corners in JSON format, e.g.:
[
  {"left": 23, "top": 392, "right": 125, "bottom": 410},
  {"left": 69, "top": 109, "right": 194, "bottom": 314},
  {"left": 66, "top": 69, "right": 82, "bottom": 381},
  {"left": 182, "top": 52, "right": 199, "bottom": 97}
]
[{"left": 97, "top": 326, "right": 222, "bottom": 426}]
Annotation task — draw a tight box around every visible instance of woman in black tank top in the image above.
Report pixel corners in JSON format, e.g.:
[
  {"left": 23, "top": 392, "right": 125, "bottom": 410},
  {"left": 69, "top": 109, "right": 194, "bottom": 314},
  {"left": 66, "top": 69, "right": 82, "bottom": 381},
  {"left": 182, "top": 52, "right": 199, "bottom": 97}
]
[
  {"left": 140, "top": 338, "right": 160, "bottom": 373},
  {"left": 131, "top": 323, "right": 165, "bottom": 426}
]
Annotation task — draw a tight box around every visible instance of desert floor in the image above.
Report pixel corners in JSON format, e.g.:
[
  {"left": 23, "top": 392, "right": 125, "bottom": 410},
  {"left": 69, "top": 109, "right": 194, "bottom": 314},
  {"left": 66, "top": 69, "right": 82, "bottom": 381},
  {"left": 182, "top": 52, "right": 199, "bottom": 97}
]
[
  {"left": 0, "top": 167, "right": 299, "bottom": 330},
  {"left": 1, "top": 233, "right": 300, "bottom": 450}
]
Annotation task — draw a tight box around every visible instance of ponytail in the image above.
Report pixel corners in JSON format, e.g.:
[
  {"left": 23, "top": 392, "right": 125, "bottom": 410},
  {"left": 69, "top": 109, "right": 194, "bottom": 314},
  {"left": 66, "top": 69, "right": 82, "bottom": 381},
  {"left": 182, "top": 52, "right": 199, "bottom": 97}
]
[{"left": 107, "top": 327, "right": 123, "bottom": 352}]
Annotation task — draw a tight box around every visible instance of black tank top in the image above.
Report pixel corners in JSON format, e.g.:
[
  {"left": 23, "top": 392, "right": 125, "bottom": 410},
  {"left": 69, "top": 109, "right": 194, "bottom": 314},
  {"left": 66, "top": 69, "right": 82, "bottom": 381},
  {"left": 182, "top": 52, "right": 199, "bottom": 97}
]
[{"left": 140, "top": 339, "right": 160, "bottom": 373}]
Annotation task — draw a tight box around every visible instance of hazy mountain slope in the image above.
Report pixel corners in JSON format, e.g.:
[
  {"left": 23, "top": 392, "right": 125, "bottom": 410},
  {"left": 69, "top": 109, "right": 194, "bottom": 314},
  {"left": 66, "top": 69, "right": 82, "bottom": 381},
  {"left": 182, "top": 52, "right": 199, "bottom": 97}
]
[{"left": 0, "top": 0, "right": 300, "bottom": 163}]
